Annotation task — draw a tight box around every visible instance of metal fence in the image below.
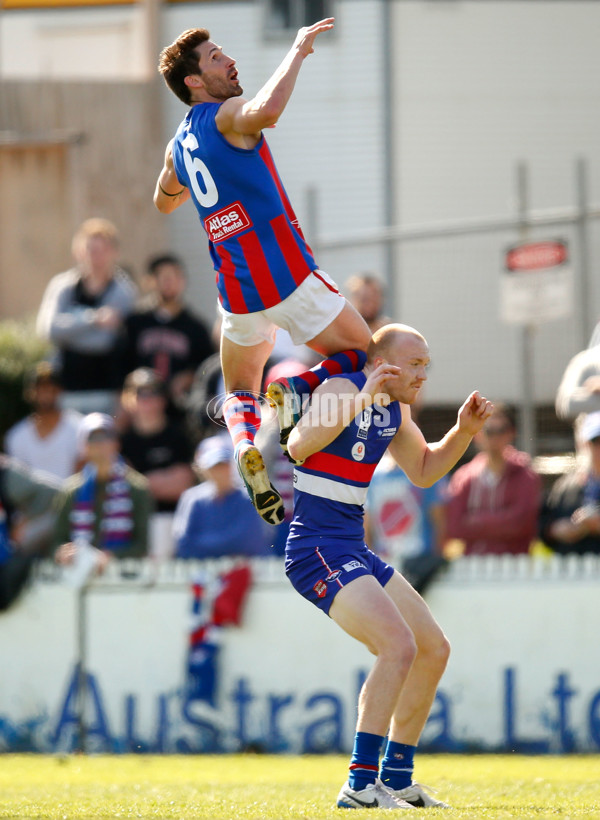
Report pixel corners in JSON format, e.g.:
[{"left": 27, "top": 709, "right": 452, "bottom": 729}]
[{"left": 310, "top": 159, "right": 600, "bottom": 457}]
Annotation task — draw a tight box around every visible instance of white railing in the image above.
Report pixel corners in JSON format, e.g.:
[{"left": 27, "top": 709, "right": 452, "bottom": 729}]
[{"left": 33, "top": 553, "right": 600, "bottom": 588}]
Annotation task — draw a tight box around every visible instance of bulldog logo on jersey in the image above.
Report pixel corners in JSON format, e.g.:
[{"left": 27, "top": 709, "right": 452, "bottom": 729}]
[{"left": 351, "top": 442, "right": 366, "bottom": 461}]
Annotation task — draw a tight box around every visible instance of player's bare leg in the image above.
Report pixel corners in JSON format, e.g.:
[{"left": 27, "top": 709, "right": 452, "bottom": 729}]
[
  {"left": 381, "top": 572, "right": 450, "bottom": 743},
  {"left": 220, "top": 334, "right": 284, "bottom": 525},
  {"left": 221, "top": 334, "right": 273, "bottom": 394},
  {"left": 329, "top": 575, "right": 417, "bottom": 736},
  {"left": 306, "top": 300, "right": 371, "bottom": 356},
  {"left": 330, "top": 575, "right": 418, "bottom": 810},
  {"left": 379, "top": 571, "right": 451, "bottom": 808}
]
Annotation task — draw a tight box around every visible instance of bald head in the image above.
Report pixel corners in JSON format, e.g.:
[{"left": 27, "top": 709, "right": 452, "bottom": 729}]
[
  {"left": 367, "top": 323, "right": 427, "bottom": 364},
  {"left": 365, "top": 323, "right": 430, "bottom": 405}
]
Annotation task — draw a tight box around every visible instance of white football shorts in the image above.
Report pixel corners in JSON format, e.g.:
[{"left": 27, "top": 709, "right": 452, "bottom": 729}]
[{"left": 218, "top": 269, "right": 346, "bottom": 347}]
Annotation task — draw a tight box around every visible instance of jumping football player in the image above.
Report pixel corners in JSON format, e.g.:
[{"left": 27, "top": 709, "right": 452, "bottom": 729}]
[{"left": 155, "top": 19, "right": 370, "bottom": 525}]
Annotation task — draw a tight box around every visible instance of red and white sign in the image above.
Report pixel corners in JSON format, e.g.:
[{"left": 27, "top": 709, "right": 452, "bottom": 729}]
[
  {"left": 500, "top": 239, "right": 573, "bottom": 324},
  {"left": 204, "top": 201, "right": 252, "bottom": 243}
]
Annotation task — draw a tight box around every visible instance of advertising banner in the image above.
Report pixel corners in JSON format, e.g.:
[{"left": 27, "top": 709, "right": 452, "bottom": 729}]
[{"left": 0, "top": 558, "right": 599, "bottom": 754}]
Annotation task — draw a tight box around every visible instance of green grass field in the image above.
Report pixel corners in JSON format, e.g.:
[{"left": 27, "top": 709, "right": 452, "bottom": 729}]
[{"left": 0, "top": 754, "right": 599, "bottom": 819}]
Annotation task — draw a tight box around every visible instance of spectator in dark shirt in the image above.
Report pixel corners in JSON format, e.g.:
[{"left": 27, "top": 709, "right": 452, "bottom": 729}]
[
  {"left": 120, "top": 368, "right": 195, "bottom": 513},
  {"left": 123, "top": 254, "right": 214, "bottom": 418},
  {"left": 36, "top": 218, "right": 137, "bottom": 415},
  {"left": 540, "top": 411, "right": 600, "bottom": 555}
]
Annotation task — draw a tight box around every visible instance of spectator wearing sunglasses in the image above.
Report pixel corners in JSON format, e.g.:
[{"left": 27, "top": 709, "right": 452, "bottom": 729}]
[
  {"left": 539, "top": 412, "right": 600, "bottom": 555},
  {"left": 445, "top": 403, "right": 542, "bottom": 555}
]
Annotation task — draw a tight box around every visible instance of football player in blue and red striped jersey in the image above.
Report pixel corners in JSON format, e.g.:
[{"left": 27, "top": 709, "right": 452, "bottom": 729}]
[{"left": 155, "top": 20, "right": 371, "bottom": 525}]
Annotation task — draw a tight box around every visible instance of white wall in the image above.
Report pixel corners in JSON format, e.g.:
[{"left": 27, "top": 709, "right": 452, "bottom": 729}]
[
  {"left": 0, "top": 5, "right": 149, "bottom": 80},
  {"left": 1, "top": 556, "right": 599, "bottom": 754},
  {"left": 3, "top": 0, "right": 600, "bottom": 402},
  {"left": 395, "top": 1, "right": 600, "bottom": 223},
  {"left": 391, "top": 1, "right": 600, "bottom": 404}
]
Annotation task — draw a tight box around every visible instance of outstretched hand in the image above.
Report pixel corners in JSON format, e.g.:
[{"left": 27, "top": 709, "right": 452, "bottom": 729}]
[
  {"left": 293, "top": 18, "right": 335, "bottom": 57},
  {"left": 457, "top": 391, "right": 494, "bottom": 436}
]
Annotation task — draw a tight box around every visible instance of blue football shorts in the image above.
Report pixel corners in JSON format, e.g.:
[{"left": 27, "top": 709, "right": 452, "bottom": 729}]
[{"left": 285, "top": 541, "right": 395, "bottom": 616}]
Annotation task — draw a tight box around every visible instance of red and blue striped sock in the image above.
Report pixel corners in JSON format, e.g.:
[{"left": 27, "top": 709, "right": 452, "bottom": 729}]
[
  {"left": 222, "top": 392, "right": 262, "bottom": 455},
  {"left": 379, "top": 740, "right": 416, "bottom": 791},
  {"left": 348, "top": 731, "right": 385, "bottom": 791},
  {"left": 287, "top": 349, "right": 367, "bottom": 397}
]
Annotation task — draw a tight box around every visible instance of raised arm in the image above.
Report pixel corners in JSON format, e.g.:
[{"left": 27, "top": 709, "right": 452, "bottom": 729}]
[
  {"left": 216, "top": 18, "right": 335, "bottom": 138},
  {"left": 154, "top": 139, "right": 191, "bottom": 214},
  {"left": 388, "top": 391, "right": 493, "bottom": 488}
]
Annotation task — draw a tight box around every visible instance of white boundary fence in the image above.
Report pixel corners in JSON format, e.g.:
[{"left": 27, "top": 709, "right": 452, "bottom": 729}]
[{"left": 1, "top": 555, "right": 599, "bottom": 754}]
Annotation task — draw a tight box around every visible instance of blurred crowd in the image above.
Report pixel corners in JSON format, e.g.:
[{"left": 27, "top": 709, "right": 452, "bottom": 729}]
[{"left": 2, "top": 216, "right": 600, "bottom": 610}]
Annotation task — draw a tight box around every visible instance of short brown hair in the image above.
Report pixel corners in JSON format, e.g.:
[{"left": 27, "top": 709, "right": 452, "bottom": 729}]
[{"left": 158, "top": 29, "right": 210, "bottom": 105}]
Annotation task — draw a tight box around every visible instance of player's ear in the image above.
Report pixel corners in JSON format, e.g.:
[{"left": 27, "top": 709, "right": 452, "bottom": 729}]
[{"left": 184, "top": 74, "right": 203, "bottom": 90}]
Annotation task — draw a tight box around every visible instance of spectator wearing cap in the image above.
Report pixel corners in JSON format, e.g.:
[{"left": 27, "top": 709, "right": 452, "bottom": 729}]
[
  {"left": 540, "top": 412, "right": 600, "bottom": 555},
  {"left": 122, "top": 254, "right": 214, "bottom": 420},
  {"left": 4, "top": 362, "right": 83, "bottom": 481},
  {"left": 120, "top": 368, "right": 195, "bottom": 513},
  {"left": 36, "top": 218, "right": 137, "bottom": 416},
  {"left": 52, "top": 413, "right": 152, "bottom": 570},
  {"left": 173, "top": 434, "right": 271, "bottom": 559},
  {"left": 445, "top": 403, "right": 542, "bottom": 555}
]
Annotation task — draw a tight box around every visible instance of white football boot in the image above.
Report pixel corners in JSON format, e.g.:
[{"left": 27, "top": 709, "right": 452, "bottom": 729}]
[{"left": 337, "top": 779, "right": 415, "bottom": 810}]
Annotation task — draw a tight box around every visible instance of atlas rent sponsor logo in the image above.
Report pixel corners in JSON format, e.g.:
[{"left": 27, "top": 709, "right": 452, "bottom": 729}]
[{"left": 204, "top": 201, "right": 252, "bottom": 243}]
